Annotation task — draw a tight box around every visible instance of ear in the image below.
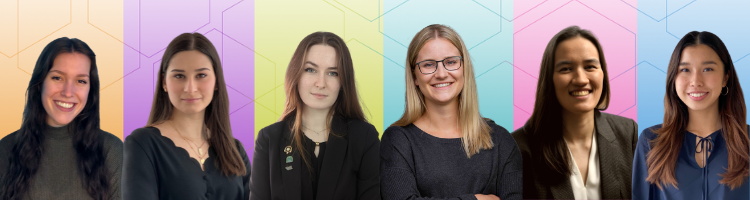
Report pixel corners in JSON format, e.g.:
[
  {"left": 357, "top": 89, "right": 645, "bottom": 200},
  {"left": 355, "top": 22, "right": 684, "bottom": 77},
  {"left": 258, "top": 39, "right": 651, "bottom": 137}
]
[
  {"left": 723, "top": 73, "right": 729, "bottom": 87},
  {"left": 162, "top": 75, "right": 168, "bottom": 92}
]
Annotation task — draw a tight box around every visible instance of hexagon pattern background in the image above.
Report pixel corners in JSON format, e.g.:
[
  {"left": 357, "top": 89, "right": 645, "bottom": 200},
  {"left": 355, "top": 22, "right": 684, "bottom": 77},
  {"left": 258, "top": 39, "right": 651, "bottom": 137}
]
[{"left": 2, "top": 0, "right": 750, "bottom": 163}]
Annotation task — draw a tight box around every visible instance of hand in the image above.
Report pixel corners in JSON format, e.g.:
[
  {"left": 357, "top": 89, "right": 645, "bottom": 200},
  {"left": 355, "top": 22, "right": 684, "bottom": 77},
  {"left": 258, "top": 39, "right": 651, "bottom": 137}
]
[{"left": 475, "top": 194, "right": 500, "bottom": 200}]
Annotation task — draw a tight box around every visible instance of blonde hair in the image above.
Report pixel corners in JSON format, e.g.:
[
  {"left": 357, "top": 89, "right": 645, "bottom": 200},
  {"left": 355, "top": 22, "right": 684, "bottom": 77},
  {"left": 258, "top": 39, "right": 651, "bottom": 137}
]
[{"left": 392, "top": 24, "right": 493, "bottom": 158}]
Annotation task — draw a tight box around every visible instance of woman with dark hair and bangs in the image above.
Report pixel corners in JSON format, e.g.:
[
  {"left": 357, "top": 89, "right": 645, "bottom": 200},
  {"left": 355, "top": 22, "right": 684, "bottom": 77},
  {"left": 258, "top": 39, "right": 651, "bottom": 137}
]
[
  {"left": 512, "top": 26, "right": 638, "bottom": 199},
  {"left": 123, "top": 33, "right": 250, "bottom": 200},
  {"left": 250, "top": 32, "right": 380, "bottom": 200},
  {"left": 0, "top": 37, "right": 123, "bottom": 200},
  {"left": 632, "top": 31, "right": 749, "bottom": 199}
]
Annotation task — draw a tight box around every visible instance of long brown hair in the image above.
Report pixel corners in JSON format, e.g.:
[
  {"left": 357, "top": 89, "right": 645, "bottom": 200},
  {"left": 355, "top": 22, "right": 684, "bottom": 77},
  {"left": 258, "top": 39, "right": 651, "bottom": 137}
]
[
  {"left": 393, "top": 24, "right": 494, "bottom": 158},
  {"left": 280, "top": 32, "right": 366, "bottom": 168},
  {"left": 647, "top": 31, "right": 748, "bottom": 189},
  {"left": 524, "top": 26, "right": 611, "bottom": 179},
  {"left": 146, "top": 33, "right": 246, "bottom": 176}
]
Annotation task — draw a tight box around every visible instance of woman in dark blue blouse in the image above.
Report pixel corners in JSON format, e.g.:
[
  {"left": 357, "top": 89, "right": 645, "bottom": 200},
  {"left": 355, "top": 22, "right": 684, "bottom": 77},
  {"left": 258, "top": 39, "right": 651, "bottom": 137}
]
[{"left": 632, "top": 31, "right": 749, "bottom": 200}]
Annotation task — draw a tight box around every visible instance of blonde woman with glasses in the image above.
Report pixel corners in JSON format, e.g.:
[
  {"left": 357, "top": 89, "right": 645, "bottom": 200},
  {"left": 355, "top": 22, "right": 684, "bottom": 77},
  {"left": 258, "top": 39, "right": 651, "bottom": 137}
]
[{"left": 380, "top": 24, "right": 522, "bottom": 200}]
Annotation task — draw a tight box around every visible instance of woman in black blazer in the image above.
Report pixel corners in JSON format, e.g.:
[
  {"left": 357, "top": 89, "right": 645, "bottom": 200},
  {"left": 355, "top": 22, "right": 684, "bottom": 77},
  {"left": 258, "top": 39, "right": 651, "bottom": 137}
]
[
  {"left": 250, "top": 32, "right": 380, "bottom": 200},
  {"left": 511, "top": 26, "right": 638, "bottom": 199}
]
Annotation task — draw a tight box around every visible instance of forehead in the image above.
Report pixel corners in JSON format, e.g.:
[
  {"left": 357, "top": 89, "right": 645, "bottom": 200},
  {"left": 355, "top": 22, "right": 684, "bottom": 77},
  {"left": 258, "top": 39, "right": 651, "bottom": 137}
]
[
  {"left": 305, "top": 44, "right": 337, "bottom": 64},
  {"left": 417, "top": 38, "right": 460, "bottom": 60},
  {"left": 51, "top": 52, "right": 91, "bottom": 74},
  {"left": 554, "top": 37, "right": 599, "bottom": 60},
  {"left": 167, "top": 50, "right": 213, "bottom": 71},
  {"left": 680, "top": 44, "right": 722, "bottom": 63}
]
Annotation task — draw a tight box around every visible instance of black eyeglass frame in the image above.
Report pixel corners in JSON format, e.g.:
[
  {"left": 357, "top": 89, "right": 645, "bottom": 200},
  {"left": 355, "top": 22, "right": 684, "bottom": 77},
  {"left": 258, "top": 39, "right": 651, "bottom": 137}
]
[{"left": 413, "top": 56, "right": 463, "bottom": 75}]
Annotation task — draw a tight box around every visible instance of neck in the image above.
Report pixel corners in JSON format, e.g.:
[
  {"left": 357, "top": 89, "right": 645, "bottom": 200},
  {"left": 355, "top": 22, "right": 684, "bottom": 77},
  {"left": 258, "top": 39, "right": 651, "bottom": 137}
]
[
  {"left": 561, "top": 109, "right": 595, "bottom": 145},
  {"left": 170, "top": 109, "right": 206, "bottom": 140},
  {"left": 421, "top": 99, "right": 460, "bottom": 137},
  {"left": 687, "top": 106, "right": 722, "bottom": 137},
  {"left": 301, "top": 106, "right": 330, "bottom": 131}
]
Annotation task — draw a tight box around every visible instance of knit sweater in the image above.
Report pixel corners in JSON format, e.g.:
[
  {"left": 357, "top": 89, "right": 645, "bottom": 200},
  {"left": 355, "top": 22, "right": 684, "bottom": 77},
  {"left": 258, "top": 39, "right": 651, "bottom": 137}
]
[{"left": 0, "top": 124, "right": 123, "bottom": 200}]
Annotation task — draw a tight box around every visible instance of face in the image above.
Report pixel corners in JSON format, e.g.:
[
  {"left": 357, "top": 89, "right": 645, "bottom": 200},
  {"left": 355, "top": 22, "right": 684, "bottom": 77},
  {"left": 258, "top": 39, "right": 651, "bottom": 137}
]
[
  {"left": 42, "top": 52, "right": 91, "bottom": 127},
  {"left": 413, "top": 38, "right": 464, "bottom": 106},
  {"left": 552, "top": 37, "right": 604, "bottom": 114},
  {"left": 675, "top": 44, "right": 728, "bottom": 113},
  {"left": 298, "top": 44, "right": 341, "bottom": 112},
  {"left": 163, "top": 50, "right": 217, "bottom": 115}
]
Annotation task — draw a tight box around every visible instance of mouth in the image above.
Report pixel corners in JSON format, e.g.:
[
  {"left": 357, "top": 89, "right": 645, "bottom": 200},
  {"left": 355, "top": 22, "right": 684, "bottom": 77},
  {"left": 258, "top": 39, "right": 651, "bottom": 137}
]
[
  {"left": 54, "top": 100, "right": 77, "bottom": 111},
  {"left": 182, "top": 98, "right": 202, "bottom": 103},
  {"left": 569, "top": 89, "right": 592, "bottom": 97},
  {"left": 432, "top": 82, "right": 453, "bottom": 88},
  {"left": 687, "top": 92, "right": 708, "bottom": 101},
  {"left": 312, "top": 93, "right": 328, "bottom": 98}
]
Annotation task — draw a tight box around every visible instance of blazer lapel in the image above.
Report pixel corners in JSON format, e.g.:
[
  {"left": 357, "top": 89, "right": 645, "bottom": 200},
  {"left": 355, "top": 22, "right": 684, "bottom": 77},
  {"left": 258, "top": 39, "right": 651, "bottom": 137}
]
[
  {"left": 595, "top": 111, "right": 624, "bottom": 199},
  {"left": 316, "top": 116, "right": 348, "bottom": 200},
  {"left": 280, "top": 121, "right": 302, "bottom": 200},
  {"left": 549, "top": 179, "right": 575, "bottom": 199}
]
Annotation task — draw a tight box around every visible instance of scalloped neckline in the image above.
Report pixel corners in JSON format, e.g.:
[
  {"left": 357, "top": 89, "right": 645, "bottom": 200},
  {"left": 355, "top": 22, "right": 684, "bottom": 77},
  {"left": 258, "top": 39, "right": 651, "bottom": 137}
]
[{"left": 149, "top": 126, "right": 211, "bottom": 172}]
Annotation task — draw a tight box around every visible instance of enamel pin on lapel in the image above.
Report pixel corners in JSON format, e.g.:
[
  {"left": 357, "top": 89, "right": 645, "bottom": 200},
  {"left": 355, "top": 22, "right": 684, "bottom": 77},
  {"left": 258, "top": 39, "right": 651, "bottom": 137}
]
[{"left": 284, "top": 145, "right": 293, "bottom": 170}]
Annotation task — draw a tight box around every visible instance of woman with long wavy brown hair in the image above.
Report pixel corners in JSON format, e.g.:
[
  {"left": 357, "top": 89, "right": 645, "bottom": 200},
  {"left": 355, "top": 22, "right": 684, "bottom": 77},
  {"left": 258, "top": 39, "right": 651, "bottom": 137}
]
[{"left": 632, "top": 31, "right": 749, "bottom": 199}]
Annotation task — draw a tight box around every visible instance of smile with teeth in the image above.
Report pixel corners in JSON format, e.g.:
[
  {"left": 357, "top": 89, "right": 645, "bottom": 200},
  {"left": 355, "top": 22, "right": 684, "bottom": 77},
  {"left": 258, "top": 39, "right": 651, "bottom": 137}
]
[
  {"left": 432, "top": 82, "right": 452, "bottom": 88},
  {"left": 689, "top": 92, "right": 707, "bottom": 97},
  {"left": 55, "top": 101, "right": 75, "bottom": 108},
  {"left": 570, "top": 90, "right": 590, "bottom": 96}
]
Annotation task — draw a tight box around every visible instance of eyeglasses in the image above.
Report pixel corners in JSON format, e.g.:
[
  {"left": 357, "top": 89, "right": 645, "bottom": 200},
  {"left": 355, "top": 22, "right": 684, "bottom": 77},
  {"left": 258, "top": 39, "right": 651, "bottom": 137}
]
[{"left": 414, "top": 56, "right": 463, "bottom": 75}]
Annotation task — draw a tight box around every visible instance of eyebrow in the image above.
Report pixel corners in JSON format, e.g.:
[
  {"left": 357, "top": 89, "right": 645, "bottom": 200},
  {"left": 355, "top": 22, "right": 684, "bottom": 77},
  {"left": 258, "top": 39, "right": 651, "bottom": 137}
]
[
  {"left": 305, "top": 61, "right": 337, "bottom": 70},
  {"left": 554, "top": 59, "right": 599, "bottom": 68},
  {"left": 170, "top": 68, "right": 211, "bottom": 72},
  {"left": 50, "top": 70, "right": 89, "bottom": 78}
]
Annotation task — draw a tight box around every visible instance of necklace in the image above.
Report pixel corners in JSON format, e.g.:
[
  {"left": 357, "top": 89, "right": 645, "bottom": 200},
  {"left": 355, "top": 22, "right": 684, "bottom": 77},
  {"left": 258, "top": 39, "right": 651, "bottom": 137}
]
[
  {"left": 302, "top": 125, "right": 327, "bottom": 136},
  {"left": 170, "top": 120, "right": 207, "bottom": 165}
]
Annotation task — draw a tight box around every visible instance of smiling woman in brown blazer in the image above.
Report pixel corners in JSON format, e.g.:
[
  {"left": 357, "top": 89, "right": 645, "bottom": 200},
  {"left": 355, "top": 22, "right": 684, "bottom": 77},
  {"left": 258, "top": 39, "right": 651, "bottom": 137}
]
[
  {"left": 250, "top": 32, "right": 380, "bottom": 200},
  {"left": 511, "top": 26, "right": 638, "bottom": 199}
]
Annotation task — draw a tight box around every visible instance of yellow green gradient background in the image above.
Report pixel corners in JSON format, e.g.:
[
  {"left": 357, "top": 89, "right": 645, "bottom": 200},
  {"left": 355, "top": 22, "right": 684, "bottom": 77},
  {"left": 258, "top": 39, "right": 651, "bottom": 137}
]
[{"left": 254, "top": 0, "right": 385, "bottom": 137}]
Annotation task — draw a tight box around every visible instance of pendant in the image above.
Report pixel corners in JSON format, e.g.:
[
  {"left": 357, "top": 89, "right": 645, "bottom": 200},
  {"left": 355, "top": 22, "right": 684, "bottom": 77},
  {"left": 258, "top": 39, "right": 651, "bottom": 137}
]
[
  {"left": 199, "top": 148, "right": 204, "bottom": 156},
  {"left": 200, "top": 158, "right": 206, "bottom": 165}
]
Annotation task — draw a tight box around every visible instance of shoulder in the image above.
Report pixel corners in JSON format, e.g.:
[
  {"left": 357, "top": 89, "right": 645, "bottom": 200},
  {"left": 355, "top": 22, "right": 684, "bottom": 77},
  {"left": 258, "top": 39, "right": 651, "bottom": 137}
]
[
  {"left": 232, "top": 139, "right": 249, "bottom": 157},
  {"left": 510, "top": 126, "right": 531, "bottom": 154},
  {"left": 599, "top": 112, "right": 637, "bottom": 131},
  {"left": 0, "top": 131, "right": 19, "bottom": 152},
  {"left": 98, "top": 129, "right": 123, "bottom": 154},
  {"left": 257, "top": 120, "right": 286, "bottom": 141},
  {"left": 639, "top": 124, "right": 662, "bottom": 141},
  {"left": 125, "top": 127, "right": 161, "bottom": 148},
  {"left": 344, "top": 119, "right": 379, "bottom": 142},
  {"left": 485, "top": 120, "right": 514, "bottom": 145}
]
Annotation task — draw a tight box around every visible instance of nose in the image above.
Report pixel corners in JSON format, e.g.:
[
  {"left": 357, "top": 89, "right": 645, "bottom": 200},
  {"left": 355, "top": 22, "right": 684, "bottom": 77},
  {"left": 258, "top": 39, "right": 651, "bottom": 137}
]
[
  {"left": 571, "top": 67, "right": 590, "bottom": 86},
  {"left": 432, "top": 62, "right": 449, "bottom": 79},
  {"left": 61, "top": 79, "right": 75, "bottom": 98},
  {"left": 184, "top": 77, "right": 198, "bottom": 93},
  {"left": 314, "top": 73, "right": 326, "bottom": 89},
  {"left": 689, "top": 71, "right": 704, "bottom": 87}
]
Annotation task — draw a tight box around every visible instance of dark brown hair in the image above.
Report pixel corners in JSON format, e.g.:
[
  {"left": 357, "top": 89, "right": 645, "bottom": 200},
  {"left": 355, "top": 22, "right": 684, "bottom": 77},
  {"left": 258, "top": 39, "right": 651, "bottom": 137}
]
[
  {"left": 524, "top": 26, "right": 611, "bottom": 179},
  {"left": 280, "top": 32, "right": 366, "bottom": 168},
  {"left": 147, "top": 32, "right": 246, "bottom": 176},
  {"left": 647, "top": 31, "right": 748, "bottom": 189},
  {"left": 1, "top": 37, "right": 112, "bottom": 200}
]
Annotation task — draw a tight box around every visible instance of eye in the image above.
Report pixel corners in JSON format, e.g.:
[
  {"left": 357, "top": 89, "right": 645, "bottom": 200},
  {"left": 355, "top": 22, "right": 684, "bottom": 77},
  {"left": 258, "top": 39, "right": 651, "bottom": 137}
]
[
  {"left": 423, "top": 63, "right": 435, "bottom": 67},
  {"left": 51, "top": 76, "right": 62, "bottom": 81},
  {"left": 585, "top": 65, "right": 597, "bottom": 70},
  {"left": 703, "top": 68, "right": 714, "bottom": 72},
  {"left": 679, "top": 68, "right": 689, "bottom": 72},
  {"left": 197, "top": 74, "right": 207, "bottom": 78},
  {"left": 559, "top": 67, "right": 570, "bottom": 72},
  {"left": 304, "top": 68, "right": 316, "bottom": 73},
  {"left": 328, "top": 71, "right": 339, "bottom": 76},
  {"left": 174, "top": 74, "right": 185, "bottom": 79},
  {"left": 78, "top": 79, "right": 87, "bottom": 84}
]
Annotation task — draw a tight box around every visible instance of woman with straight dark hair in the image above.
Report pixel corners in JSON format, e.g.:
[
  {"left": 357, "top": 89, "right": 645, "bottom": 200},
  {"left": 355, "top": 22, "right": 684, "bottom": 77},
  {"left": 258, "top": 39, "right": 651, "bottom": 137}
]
[
  {"left": 0, "top": 37, "right": 122, "bottom": 200},
  {"left": 511, "top": 26, "right": 638, "bottom": 199},
  {"left": 123, "top": 32, "right": 250, "bottom": 200},
  {"left": 250, "top": 32, "right": 380, "bottom": 200},
  {"left": 632, "top": 31, "right": 749, "bottom": 199}
]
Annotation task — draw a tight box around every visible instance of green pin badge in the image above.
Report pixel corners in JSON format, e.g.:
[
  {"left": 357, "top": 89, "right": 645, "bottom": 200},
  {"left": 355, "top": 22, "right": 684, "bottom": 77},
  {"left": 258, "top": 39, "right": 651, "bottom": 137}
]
[{"left": 286, "top": 156, "right": 293, "bottom": 163}]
